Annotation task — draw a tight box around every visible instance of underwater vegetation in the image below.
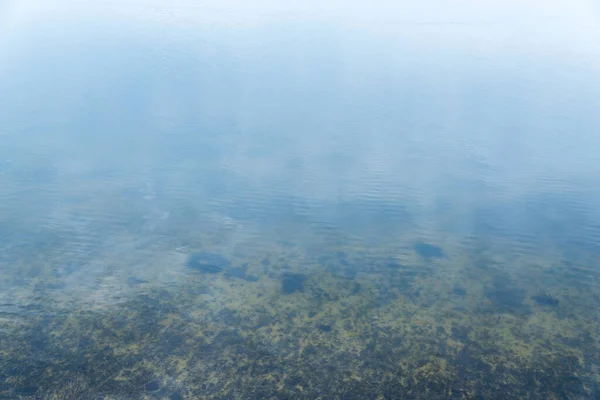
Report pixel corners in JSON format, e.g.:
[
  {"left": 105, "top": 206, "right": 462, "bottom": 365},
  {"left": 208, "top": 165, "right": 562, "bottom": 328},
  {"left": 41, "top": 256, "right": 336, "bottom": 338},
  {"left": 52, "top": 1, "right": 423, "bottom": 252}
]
[
  {"left": 1, "top": 204, "right": 599, "bottom": 400},
  {"left": 2, "top": 232, "right": 600, "bottom": 400}
]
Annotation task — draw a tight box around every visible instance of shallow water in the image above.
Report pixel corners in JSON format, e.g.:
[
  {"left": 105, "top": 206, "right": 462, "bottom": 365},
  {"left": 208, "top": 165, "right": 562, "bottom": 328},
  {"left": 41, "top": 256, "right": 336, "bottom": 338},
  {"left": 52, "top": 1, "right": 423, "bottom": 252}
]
[{"left": 2, "top": 2, "right": 600, "bottom": 399}]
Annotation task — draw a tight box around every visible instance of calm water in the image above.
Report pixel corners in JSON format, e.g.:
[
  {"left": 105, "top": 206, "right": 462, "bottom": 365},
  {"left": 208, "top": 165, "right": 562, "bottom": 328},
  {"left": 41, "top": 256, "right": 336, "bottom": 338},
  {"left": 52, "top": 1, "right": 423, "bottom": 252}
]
[{"left": 2, "top": 2, "right": 600, "bottom": 399}]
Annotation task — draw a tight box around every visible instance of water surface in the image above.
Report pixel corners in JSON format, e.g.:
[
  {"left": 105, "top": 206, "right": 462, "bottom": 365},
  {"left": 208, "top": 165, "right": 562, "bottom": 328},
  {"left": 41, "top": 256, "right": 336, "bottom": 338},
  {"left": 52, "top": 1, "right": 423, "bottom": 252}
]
[{"left": 1, "top": 2, "right": 600, "bottom": 398}]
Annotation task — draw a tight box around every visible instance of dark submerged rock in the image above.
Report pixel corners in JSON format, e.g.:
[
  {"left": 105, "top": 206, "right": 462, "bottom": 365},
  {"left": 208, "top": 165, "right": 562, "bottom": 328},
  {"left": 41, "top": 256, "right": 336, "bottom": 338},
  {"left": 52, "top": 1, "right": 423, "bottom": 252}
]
[
  {"left": 482, "top": 273, "right": 532, "bottom": 314},
  {"left": 16, "top": 386, "right": 39, "bottom": 396},
  {"left": 532, "top": 294, "right": 559, "bottom": 306},
  {"left": 414, "top": 242, "right": 445, "bottom": 258},
  {"left": 225, "top": 267, "right": 247, "bottom": 280},
  {"left": 317, "top": 324, "right": 332, "bottom": 332},
  {"left": 145, "top": 380, "right": 160, "bottom": 392},
  {"left": 485, "top": 287, "right": 527, "bottom": 312},
  {"left": 186, "top": 252, "right": 230, "bottom": 273},
  {"left": 282, "top": 273, "right": 305, "bottom": 294},
  {"left": 452, "top": 286, "right": 467, "bottom": 296},
  {"left": 127, "top": 277, "right": 148, "bottom": 286},
  {"left": 169, "top": 392, "right": 184, "bottom": 400},
  {"left": 336, "top": 251, "right": 349, "bottom": 266}
]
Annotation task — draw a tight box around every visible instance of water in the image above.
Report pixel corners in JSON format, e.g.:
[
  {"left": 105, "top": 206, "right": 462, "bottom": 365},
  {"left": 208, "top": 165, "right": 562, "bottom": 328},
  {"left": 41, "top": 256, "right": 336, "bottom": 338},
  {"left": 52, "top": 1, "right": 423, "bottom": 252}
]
[{"left": 1, "top": 2, "right": 600, "bottom": 398}]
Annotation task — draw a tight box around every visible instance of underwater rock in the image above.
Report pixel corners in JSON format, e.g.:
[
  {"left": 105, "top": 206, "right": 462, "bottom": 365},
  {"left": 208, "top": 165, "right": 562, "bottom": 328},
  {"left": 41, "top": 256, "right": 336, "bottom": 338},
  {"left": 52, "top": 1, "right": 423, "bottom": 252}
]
[
  {"left": 485, "top": 287, "right": 527, "bottom": 312},
  {"left": 341, "top": 267, "right": 357, "bottom": 280},
  {"left": 336, "top": 251, "right": 349, "bottom": 266},
  {"left": 186, "top": 252, "right": 230, "bottom": 273},
  {"left": 282, "top": 273, "right": 305, "bottom": 294},
  {"left": 224, "top": 264, "right": 259, "bottom": 282},
  {"left": 225, "top": 267, "right": 247, "bottom": 280},
  {"left": 317, "top": 324, "right": 332, "bottom": 332},
  {"left": 452, "top": 286, "right": 467, "bottom": 296},
  {"left": 321, "top": 251, "right": 357, "bottom": 280},
  {"left": 169, "top": 392, "right": 184, "bottom": 400},
  {"left": 532, "top": 294, "right": 559, "bottom": 306},
  {"left": 285, "top": 375, "right": 303, "bottom": 389},
  {"left": 414, "top": 241, "right": 445, "bottom": 258},
  {"left": 127, "top": 277, "right": 148, "bottom": 286},
  {"left": 16, "top": 386, "right": 39, "bottom": 396},
  {"left": 145, "top": 380, "right": 160, "bottom": 392},
  {"left": 482, "top": 273, "right": 531, "bottom": 314}
]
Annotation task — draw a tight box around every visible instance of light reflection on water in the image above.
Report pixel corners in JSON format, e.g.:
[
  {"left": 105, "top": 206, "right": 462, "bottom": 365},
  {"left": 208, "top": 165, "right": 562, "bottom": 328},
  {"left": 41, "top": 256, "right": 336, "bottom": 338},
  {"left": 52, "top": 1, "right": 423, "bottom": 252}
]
[{"left": 1, "top": 2, "right": 600, "bottom": 398}]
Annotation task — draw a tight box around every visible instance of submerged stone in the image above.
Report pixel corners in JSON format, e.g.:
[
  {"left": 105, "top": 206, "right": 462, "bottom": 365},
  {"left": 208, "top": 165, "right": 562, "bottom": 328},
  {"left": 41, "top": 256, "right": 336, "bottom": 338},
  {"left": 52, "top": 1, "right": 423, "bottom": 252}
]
[
  {"left": 186, "top": 252, "right": 230, "bottom": 273},
  {"left": 482, "top": 273, "right": 531, "bottom": 313},
  {"left": 282, "top": 273, "right": 305, "bottom": 294},
  {"left": 127, "top": 277, "right": 148, "bottom": 286},
  {"left": 145, "top": 380, "right": 160, "bottom": 392},
  {"left": 16, "top": 386, "right": 39, "bottom": 396},
  {"left": 169, "top": 392, "right": 184, "bottom": 400},
  {"left": 485, "top": 287, "right": 527, "bottom": 312},
  {"left": 225, "top": 267, "right": 247, "bottom": 280},
  {"left": 414, "top": 241, "right": 445, "bottom": 258},
  {"left": 532, "top": 294, "right": 560, "bottom": 306},
  {"left": 317, "top": 324, "right": 332, "bottom": 332},
  {"left": 452, "top": 286, "right": 467, "bottom": 296},
  {"left": 336, "top": 251, "right": 349, "bottom": 266}
]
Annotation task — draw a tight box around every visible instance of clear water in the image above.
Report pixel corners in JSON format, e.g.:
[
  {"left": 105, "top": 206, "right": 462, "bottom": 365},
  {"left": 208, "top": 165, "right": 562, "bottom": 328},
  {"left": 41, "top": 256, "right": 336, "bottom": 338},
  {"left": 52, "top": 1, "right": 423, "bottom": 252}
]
[{"left": 2, "top": 2, "right": 600, "bottom": 398}]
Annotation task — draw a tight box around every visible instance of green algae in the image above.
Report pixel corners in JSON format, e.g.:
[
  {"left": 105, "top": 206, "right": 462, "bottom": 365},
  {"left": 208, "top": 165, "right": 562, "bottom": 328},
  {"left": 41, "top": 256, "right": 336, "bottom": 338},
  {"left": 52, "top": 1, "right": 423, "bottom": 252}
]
[{"left": 1, "top": 226, "right": 600, "bottom": 400}]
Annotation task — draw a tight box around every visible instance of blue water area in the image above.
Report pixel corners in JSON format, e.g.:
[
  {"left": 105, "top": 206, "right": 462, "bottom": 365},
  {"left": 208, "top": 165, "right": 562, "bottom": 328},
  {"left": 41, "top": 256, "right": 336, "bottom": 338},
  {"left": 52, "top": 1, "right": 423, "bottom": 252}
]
[{"left": 1, "top": 2, "right": 600, "bottom": 399}]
